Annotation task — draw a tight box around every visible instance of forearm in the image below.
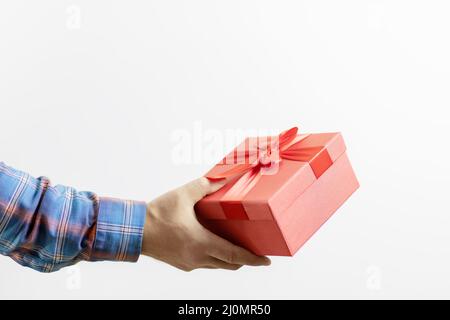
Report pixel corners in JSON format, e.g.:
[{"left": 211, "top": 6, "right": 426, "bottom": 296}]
[{"left": 0, "top": 162, "right": 146, "bottom": 273}]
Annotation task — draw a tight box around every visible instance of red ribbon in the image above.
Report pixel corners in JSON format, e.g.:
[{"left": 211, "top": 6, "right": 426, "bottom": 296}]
[{"left": 206, "top": 127, "right": 333, "bottom": 220}]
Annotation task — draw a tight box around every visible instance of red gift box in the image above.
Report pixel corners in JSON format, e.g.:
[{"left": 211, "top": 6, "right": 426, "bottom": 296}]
[{"left": 195, "top": 127, "right": 359, "bottom": 256}]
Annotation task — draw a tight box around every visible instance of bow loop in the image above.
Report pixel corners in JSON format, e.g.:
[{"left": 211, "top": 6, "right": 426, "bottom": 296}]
[
  {"left": 278, "top": 127, "right": 298, "bottom": 151},
  {"left": 280, "top": 144, "right": 324, "bottom": 161},
  {"left": 206, "top": 126, "right": 314, "bottom": 181}
]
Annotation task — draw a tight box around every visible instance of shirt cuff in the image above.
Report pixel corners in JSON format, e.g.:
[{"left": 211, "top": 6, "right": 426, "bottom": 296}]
[{"left": 90, "top": 197, "right": 147, "bottom": 262}]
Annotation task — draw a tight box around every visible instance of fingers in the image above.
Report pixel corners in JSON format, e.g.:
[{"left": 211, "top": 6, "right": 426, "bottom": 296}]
[
  {"left": 183, "top": 177, "right": 227, "bottom": 204},
  {"left": 205, "top": 230, "right": 271, "bottom": 267},
  {"left": 181, "top": 178, "right": 272, "bottom": 269},
  {"left": 205, "top": 257, "right": 242, "bottom": 270}
]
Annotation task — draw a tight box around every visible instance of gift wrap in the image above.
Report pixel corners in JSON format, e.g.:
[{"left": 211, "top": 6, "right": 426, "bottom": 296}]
[{"left": 195, "top": 127, "right": 359, "bottom": 256}]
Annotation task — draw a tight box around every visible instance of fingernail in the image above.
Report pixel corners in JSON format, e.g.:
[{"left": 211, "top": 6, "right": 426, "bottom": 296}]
[{"left": 263, "top": 257, "right": 271, "bottom": 266}]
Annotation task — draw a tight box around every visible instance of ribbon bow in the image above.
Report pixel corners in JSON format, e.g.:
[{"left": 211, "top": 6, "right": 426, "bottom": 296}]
[{"left": 207, "top": 127, "right": 324, "bottom": 181}]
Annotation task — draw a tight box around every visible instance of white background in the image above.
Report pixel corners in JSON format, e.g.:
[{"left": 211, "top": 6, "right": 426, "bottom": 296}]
[{"left": 1, "top": 1, "right": 449, "bottom": 299}]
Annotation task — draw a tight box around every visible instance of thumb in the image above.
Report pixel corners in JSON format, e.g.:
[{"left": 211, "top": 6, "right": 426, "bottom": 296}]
[{"left": 184, "top": 177, "right": 227, "bottom": 204}]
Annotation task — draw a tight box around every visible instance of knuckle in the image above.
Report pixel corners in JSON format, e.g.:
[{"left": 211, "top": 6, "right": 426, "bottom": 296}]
[
  {"left": 190, "top": 255, "right": 204, "bottom": 266},
  {"left": 228, "top": 249, "right": 237, "bottom": 264},
  {"left": 196, "top": 178, "right": 211, "bottom": 194},
  {"left": 197, "top": 177, "right": 209, "bottom": 189}
]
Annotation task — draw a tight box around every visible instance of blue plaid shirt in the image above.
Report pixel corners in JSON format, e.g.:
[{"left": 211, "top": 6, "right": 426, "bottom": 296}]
[{"left": 0, "top": 162, "right": 147, "bottom": 273}]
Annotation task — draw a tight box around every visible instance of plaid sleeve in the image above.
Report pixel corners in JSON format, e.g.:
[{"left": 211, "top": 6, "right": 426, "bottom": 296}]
[
  {"left": 0, "top": 162, "right": 147, "bottom": 273},
  {"left": 90, "top": 197, "right": 147, "bottom": 262}
]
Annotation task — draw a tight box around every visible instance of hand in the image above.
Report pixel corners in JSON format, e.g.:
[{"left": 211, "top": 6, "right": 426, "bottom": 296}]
[{"left": 141, "top": 177, "right": 271, "bottom": 271}]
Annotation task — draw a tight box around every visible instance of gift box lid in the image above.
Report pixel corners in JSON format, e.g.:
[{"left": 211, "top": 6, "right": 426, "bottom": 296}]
[{"left": 196, "top": 131, "right": 347, "bottom": 221}]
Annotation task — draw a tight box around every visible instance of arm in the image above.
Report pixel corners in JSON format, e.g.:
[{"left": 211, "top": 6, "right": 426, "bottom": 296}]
[
  {"left": 0, "top": 162, "right": 146, "bottom": 272},
  {"left": 0, "top": 162, "right": 270, "bottom": 273}
]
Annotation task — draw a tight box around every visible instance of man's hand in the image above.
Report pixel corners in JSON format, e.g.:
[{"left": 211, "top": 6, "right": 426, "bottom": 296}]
[{"left": 141, "top": 177, "right": 271, "bottom": 271}]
